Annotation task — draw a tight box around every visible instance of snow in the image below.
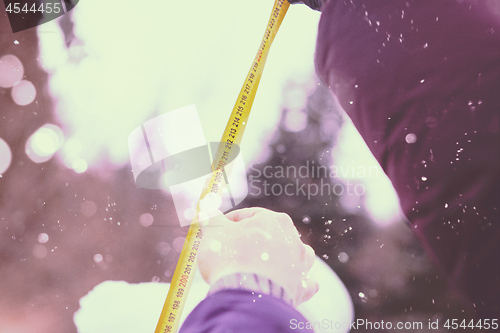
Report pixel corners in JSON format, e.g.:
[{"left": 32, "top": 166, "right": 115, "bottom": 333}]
[{"left": 74, "top": 257, "right": 353, "bottom": 333}]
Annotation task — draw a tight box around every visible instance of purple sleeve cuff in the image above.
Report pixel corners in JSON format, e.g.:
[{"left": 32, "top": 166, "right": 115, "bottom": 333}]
[{"left": 179, "top": 289, "right": 315, "bottom": 333}]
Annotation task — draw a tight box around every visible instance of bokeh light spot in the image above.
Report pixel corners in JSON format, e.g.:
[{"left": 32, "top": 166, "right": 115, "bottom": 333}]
[
  {"left": 156, "top": 242, "right": 171, "bottom": 256},
  {"left": 33, "top": 244, "right": 47, "bottom": 259},
  {"left": 72, "top": 158, "right": 88, "bottom": 173},
  {"left": 63, "top": 137, "right": 83, "bottom": 156},
  {"left": 0, "top": 54, "right": 24, "bottom": 88},
  {"left": 32, "top": 132, "right": 57, "bottom": 156},
  {"left": 139, "top": 213, "right": 154, "bottom": 227},
  {"left": 405, "top": 133, "right": 417, "bottom": 144},
  {"left": 25, "top": 124, "right": 64, "bottom": 163},
  {"left": 38, "top": 233, "right": 49, "bottom": 244},
  {"left": 80, "top": 201, "right": 97, "bottom": 217},
  {"left": 62, "top": 137, "right": 89, "bottom": 173},
  {"left": 338, "top": 252, "right": 349, "bottom": 263},
  {"left": 172, "top": 237, "right": 185, "bottom": 252},
  {"left": 0, "top": 138, "right": 12, "bottom": 175},
  {"left": 11, "top": 80, "right": 36, "bottom": 106},
  {"left": 93, "top": 254, "right": 103, "bottom": 263}
]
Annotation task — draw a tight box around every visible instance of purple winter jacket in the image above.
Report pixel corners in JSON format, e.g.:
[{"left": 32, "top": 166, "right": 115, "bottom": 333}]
[
  {"left": 179, "top": 289, "right": 315, "bottom": 332},
  {"left": 315, "top": 0, "right": 500, "bottom": 318}
]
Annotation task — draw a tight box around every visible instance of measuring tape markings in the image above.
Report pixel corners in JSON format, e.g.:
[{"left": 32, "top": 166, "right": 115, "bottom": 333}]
[{"left": 154, "top": 1, "right": 290, "bottom": 332}]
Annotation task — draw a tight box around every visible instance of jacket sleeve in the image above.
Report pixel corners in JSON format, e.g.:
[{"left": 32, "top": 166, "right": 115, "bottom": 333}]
[
  {"left": 315, "top": 0, "right": 500, "bottom": 318},
  {"left": 179, "top": 289, "right": 315, "bottom": 333}
]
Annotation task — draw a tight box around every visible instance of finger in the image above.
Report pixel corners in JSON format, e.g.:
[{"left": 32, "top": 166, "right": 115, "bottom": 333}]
[
  {"left": 198, "top": 208, "right": 227, "bottom": 228},
  {"left": 273, "top": 212, "right": 302, "bottom": 243},
  {"left": 296, "top": 277, "right": 319, "bottom": 305},
  {"left": 240, "top": 210, "right": 301, "bottom": 245},
  {"left": 301, "top": 244, "right": 316, "bottom": 271},
  {"left": 225, "top": 207, "right": 270, "bottom": 222}
]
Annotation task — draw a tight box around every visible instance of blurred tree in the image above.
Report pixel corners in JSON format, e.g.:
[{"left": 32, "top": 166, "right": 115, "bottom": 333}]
[{"left": 0, "top": 11, "right": 184, "bottom": 333}]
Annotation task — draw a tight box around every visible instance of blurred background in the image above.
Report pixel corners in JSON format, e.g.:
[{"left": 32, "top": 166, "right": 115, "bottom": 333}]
[{"left": 0, "top": 1, "right": 473, "bottom": 332}]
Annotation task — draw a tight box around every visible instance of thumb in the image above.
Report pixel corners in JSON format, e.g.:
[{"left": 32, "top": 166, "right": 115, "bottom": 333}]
[{"left": 295, "top": 277, "right": 319, "bottom": 306}]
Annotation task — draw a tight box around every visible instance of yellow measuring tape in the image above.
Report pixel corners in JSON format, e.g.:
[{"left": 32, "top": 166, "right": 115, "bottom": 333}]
[{"left": 154, "top": 1, "right": 290, "bottom": 332}]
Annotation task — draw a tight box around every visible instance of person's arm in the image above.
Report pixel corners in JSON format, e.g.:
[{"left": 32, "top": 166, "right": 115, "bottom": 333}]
[
  {"left": 287, "top": 0, "right": 326, "bottom": 11},
  {"left": 179, "top": 207, "right": 319, "bottom": 332},
  {"left": 313, "top": 0, "right": 500, "bottom": 318}
]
